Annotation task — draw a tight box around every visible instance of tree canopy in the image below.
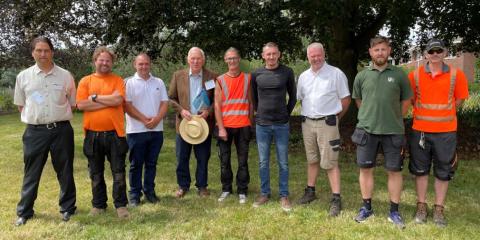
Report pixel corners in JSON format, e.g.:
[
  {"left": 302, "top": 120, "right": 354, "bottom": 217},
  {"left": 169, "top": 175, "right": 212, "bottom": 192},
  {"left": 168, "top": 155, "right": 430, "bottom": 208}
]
[{"left": 1, "top": 0, "right": 479, "bottom": 82}]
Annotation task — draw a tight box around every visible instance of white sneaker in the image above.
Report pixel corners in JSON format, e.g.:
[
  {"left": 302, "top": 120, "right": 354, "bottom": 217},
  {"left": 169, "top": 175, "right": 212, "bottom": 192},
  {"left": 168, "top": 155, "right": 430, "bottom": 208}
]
[
  {"left": 218, "top": 192, "right": 230, "bottom": 202},
  {"left": 239, "top": 194, "right": 247, "bottom": 204}
]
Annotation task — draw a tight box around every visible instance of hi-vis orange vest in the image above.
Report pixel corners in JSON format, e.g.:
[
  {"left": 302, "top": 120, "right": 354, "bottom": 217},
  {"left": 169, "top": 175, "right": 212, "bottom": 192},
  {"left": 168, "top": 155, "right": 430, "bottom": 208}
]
[
  {"left": 218, "top": 72, "right": 251, "bottom": 128},
  {"left": 412, "top": 66, "right": 457, "bottom": 132}
]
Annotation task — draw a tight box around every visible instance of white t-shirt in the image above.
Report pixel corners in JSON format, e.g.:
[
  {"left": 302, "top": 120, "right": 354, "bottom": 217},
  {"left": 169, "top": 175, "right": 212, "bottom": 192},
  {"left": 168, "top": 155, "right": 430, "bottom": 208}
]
[
  {"left": 297, "top": 63, "right": 350, "bottom": 117},
  {"left": 125, "top": 73, "right": 169, "bottom": 133}
]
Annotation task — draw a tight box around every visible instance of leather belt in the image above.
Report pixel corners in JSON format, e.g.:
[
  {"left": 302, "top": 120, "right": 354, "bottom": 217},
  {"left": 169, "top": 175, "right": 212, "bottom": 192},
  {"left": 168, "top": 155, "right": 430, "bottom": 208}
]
[{"left": 28, "top": 121, "right": 69, "bottom": 129}]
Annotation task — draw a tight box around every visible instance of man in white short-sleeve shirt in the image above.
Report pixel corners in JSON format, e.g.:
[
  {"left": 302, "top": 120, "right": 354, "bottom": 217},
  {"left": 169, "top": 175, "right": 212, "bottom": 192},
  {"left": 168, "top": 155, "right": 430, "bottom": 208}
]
[
  {"left": 125, "top": 53, "right": 168, "bottom": 206},
  {"left": 296, "top": 42, "right": 350, "bottom": 217}
]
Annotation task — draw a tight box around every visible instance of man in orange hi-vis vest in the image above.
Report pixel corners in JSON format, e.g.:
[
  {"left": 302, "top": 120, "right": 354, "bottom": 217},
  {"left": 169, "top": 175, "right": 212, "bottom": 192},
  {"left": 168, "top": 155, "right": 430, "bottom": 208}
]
[
  {"left": 214, "top": 47, "right": 253, "bottom": 204},
  {"left": 408, "top": 38, "right": 469, "bottom": 227}
]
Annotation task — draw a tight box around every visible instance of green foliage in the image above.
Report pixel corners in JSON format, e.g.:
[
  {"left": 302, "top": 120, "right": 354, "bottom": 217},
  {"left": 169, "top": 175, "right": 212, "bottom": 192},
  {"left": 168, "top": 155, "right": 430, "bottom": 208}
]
[
  {"left": 469, "top": 82, "right": 480, "bottom": 93},
  {"left": 0, "top": 88, "right": 15, "bottom": 112},
  {"left": 0, "top": 68, "right": 17, "bottom": 88},
  {"left": 459, "top": 93, "right": 480, "bottom": 126}
]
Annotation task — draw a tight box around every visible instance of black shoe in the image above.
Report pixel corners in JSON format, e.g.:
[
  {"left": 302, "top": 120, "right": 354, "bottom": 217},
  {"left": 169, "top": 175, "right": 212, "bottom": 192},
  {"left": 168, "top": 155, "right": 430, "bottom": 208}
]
[
  {"left": 329, "top": 197, "right": 342, "bottom": 217},
  {"left": 145, "top": 194, "right": 159, "bottom": 203},
  {"left": 297, "top": 188, "right": 317, "bottom": 204},
  {"left": 15, "top": 216, "right": 28, "bottom": 226},
  {"left": 62, "top": 212, "right": 74, "bottom": 222},
  {"left": 129, "top": 199, "right": 141, "bottom": 207}
]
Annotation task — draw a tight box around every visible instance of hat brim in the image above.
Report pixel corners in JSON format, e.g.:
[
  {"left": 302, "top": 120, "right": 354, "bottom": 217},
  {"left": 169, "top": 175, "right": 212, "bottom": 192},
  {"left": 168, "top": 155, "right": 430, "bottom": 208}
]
[{"left": 179, "top": 115, "right": 209, "bottom": 145}]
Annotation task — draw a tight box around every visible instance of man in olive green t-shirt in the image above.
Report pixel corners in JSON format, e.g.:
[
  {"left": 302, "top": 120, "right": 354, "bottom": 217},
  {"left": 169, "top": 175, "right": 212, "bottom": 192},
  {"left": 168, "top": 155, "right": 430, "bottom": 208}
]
[{"left": 351, "top": 35, "right": 412, "bottom": 229}]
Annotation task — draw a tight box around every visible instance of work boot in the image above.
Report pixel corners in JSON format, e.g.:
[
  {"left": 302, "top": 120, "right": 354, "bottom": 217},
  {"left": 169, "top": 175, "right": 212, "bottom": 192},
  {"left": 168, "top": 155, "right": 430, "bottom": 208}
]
[
  {"left": 414, "top": 202, "right": 428, "bottom": 224},
  {"left": 89, "top": 207, "right": 106, "bottom": 216},
  {"left": 280, "top": 197, "right": 292, "bottom": 212},
  {"left": 116, "top": 207, "right": 130, "bottom": 219},
  {"left": 329, "top": 197, "right": 342, "bottom": 217},
  {"left": 433, "top": 204, "right": 447, "bottom": 227},
  {"left": 296, "top": 187, "right": 317, "bottom": 204}
]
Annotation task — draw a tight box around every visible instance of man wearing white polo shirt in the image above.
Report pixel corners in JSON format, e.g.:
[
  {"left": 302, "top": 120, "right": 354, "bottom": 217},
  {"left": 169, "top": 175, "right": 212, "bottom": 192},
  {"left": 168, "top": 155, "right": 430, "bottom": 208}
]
[
  {"left": 296, "top": 42, "right": 350, "bottom": 217},
  {"left": 125, "top": 53, "right": 169, "bottom": 206}
]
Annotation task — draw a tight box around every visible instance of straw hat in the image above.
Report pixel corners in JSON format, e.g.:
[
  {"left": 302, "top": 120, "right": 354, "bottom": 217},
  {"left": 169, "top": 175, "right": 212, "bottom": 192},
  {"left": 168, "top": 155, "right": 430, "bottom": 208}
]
[{"left": 179, "top": 115, "right": 209, "bottom": 145}]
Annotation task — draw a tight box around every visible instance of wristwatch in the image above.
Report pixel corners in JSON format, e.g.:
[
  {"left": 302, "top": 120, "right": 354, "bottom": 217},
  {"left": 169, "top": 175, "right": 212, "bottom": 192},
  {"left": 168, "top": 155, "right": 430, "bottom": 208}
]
[{"left": 91, "top": 94, "right": 98, "bottom": 102}]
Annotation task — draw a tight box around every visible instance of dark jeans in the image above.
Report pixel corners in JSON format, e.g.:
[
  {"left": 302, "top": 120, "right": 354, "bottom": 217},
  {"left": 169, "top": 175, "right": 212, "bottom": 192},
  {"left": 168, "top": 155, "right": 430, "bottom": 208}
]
[
  {"left": 175, "top": 134, "right": 211, "bottom": 190},
  {"left": 17, "top": 121, "right": 76, "bottom": 218},
  {"left": 83, "top": 130, "right": 128, "bottom": 209},
  {"left": 217, "top": 126, "right": 251, "bottom": 194},
  {"left": 127, "top": 131, "right": 164, "bottom": 200}
]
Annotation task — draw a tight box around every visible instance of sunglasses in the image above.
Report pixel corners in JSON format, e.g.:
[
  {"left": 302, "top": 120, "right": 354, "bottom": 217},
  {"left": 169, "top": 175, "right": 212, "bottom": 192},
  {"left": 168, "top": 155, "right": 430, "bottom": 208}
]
[{"left": 428, "top": 49, "right": 444, "bottom": 54}]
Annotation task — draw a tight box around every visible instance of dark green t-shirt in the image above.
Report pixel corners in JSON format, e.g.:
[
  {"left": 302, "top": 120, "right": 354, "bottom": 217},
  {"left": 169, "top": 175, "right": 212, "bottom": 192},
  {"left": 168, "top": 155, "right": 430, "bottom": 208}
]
[{"left": 352, "top": 64, "right": 412, "bottom": 134}]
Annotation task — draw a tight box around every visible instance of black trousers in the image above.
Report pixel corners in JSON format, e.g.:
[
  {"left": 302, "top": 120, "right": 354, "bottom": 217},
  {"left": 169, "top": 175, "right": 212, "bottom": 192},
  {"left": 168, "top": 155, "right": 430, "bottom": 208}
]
[
  {"left": 83, "top": 130, "right": 128, "bottom": 209},
  {"left": 16, "top": 121, "right": 76, "bottom": 218},
  {"left": 217, "top": 126, "right": 251, "bottom": 194}
]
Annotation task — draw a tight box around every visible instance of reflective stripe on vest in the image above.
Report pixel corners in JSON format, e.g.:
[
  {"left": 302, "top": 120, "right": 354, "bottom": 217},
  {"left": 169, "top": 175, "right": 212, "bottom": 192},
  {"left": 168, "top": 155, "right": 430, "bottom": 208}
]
[
  {"left": 218, "top": 73, "right": 250, "bottom": 119},
  {"left": 414, "top": 67, "right": 456, "bottom": 122},
  {"left": 219, "top": 73, "right": 249, "bottom": 100},
  {"left": 222, "top": 110, "right": 249, "bottom": 116}
]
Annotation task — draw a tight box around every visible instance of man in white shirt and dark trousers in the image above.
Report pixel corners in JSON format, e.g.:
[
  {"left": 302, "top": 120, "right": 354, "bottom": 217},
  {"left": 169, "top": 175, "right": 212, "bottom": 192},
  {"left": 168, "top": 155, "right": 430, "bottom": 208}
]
[
  {"left": 125, "top": 53, "right": 169, "bottom": 206},
  {"left": 296, "top": 43, "right": 350, "bottom": 217}
]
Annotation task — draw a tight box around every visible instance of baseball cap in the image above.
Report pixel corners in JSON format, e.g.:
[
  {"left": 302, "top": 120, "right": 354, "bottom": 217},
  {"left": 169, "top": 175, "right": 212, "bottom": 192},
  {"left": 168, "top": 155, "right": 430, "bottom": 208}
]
[{"left": 425, "top": 38, "right": 446, "bottom": 52}]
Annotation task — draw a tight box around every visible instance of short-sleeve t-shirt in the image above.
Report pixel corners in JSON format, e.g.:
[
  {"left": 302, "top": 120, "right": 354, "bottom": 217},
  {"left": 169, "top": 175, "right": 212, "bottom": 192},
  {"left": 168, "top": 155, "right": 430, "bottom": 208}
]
[
  {"left": 352, "top": 64, "right": 413, "bottom": 134},
  {"left": 76, "top": 73, "right": 126, "bottom": 136}
]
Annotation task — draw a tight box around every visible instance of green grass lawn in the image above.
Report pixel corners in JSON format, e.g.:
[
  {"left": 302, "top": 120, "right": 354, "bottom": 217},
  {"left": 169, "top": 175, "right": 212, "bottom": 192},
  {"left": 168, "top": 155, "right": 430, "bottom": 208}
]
[{"left": 1, "top": 113, "right": 479, "bottom": 239}]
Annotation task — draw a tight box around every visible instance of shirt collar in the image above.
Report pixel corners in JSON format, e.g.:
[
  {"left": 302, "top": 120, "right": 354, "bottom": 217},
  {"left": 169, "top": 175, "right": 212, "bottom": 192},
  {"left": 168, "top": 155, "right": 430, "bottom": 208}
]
[
  {"left": 33, "top": 64, "right": 56, "bottom": 75},
  {"left": 309, "top": 62, "right": 328, "bottom": 75},
  {"left": 424, "top": 62, "right": 450, "bottom": 73},
  {"left": 133, "top": 72, "right": 152, "bottom": 81},
  {"left": 367, "top": 63, "right": 393, "bottom": 72},
  {"left": 189, "top": 68, "right": 203, "bottom": 78}
]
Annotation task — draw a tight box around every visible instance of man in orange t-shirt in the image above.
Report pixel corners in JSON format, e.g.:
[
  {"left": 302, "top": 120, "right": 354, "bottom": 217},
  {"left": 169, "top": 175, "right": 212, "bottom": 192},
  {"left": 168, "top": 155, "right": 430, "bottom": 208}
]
[
  {"left": 76, "top": 46, "right": 129, "bottom": 219},
  {"left": 408, "top": 38, "right": 469, "bottom": 227}
]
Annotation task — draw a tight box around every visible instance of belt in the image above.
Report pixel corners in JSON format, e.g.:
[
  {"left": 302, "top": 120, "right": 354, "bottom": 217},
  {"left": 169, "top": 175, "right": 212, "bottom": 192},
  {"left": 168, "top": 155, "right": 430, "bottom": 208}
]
[
  {"left": 28, "top": 121, "right": 69, "bottom": 129},
  {"left": 305, "top": 116, "right": 327, "bottom": 121},
  {"left": 87, "top": 130, "right": 117, "bottom": 137}
]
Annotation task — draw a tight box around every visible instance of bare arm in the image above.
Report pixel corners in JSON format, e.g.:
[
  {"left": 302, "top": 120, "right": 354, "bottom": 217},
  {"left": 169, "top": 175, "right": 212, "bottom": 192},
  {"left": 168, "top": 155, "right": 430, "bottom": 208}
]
[
  {"left": 401, "top": 100, "right": 411, "bottom": 116},
  {"left": 455, "top": 99, "right": 464, "bottom": 108},
  {"left": 76, "top": 98, "right": 108, "bottom": 111},
  {"left": 337, "top": 96, "right": 351, "bottom": 120},
  {"left": 95, "top": 90, "right": 124, "bottom": 107},
  {"left": 145, "top": 101, "right": 169, "bottom": 129},
  {"left": 355, "top": 99, "right": 362, "bottom": 109},
  {"left": 125, "top": 101, "right": 149, "bottom": 124},
  {"left": 214, "top": 80, "right": 227, "bottom": 140},
  {"left": 18, "top": 106, "right": 23, "bottom": 112}
]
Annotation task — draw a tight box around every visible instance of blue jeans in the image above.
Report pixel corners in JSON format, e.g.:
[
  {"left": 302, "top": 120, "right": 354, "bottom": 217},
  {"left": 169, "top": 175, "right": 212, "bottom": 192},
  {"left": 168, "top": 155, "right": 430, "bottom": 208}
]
[
  {"left": 176, "top": 134, "right": 212, "bottom": 190},
  {"left": 256, "top": 123, "right": 290, "bottom": 197},
  {"left": 127, "top": 131, "right": 164, "bottom": 200}
]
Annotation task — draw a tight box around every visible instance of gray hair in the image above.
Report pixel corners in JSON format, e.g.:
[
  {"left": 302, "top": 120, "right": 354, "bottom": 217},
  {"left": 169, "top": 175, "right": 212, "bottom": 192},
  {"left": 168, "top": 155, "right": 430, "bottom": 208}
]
[
  {"left": 307, "top": 42, "right": 324, "bottom": 53},
  {"left": 187, "top": 47, "right": 205, "bottom": 59},
  {"left": 224, "top": 47, "right": 241, "bottom": 57}
]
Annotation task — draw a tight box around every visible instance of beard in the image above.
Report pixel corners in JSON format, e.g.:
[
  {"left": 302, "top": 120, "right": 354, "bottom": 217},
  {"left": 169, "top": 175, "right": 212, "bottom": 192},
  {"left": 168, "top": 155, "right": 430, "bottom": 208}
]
[{"left": 372, "top": 57, "right": 387, "bottom": 66}]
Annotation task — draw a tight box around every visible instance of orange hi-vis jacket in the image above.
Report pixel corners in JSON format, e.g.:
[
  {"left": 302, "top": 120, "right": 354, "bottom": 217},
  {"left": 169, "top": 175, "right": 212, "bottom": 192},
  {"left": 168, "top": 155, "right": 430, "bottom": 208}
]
[
  {"left": 409, "top": 64, "right": 469, "bottom": 133},
  {"left": 218, "top": 72, "right": 251, "bottom": 128}
]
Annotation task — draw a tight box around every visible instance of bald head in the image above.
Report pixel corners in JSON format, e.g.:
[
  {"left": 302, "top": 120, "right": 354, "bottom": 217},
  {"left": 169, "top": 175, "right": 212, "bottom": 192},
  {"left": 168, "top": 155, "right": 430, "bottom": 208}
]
[{"left": 134, "top": 53, "right": 151, "bottom": 80}]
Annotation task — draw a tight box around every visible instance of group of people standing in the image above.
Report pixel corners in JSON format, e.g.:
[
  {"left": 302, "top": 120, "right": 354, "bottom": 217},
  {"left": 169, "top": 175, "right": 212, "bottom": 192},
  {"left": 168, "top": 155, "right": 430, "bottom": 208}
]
[{"left": 13, "top": 35, "right": 468, "bottom": 230}]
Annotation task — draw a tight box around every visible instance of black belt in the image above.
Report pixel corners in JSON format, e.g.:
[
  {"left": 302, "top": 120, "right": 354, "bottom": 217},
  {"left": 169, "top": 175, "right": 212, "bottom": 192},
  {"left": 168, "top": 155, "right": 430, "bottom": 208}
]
[
  {"left": 87, "top": 130, "right": 117, "bottom": 137},
  {"left": 305, "top": 116, "right": 327, "bottom": 121},
  {"left": 28, "top": 121, "right": 69, "bottom": 129}
]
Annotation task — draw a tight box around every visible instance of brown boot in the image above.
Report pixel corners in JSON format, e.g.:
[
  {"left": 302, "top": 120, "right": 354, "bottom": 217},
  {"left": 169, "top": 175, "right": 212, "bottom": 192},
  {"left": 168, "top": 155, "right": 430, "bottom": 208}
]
[
  {"left": 89, "top": 207, "right": 106, "bottom": 216},
  {"left": 116, "top": 207, "right": 130, "bottom": 219},
  {"left": 433, "top": 204, "right": 447, "bottom": 227},
  {"left": 252, "top": 195, "right": 269, "bottom": 208},
  {"left": 414, "top": 202, "right": 428, "bottom": 224}
]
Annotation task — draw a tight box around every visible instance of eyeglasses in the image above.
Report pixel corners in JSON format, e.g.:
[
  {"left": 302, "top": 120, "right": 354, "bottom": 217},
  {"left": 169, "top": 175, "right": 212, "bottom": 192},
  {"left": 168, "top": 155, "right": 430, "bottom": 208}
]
[
  {"left": 427, "top": 49, "right": 444, "bottom": 54},
  {"left": 225, "top": 57, "right": 239, "bottom": 62}
]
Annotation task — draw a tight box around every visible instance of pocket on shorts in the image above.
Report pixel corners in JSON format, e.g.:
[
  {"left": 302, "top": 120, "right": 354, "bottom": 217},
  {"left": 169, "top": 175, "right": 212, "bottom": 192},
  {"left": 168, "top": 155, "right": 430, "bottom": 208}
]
[
  {"left": 325, "top": 115, "right": 337, "bottom": 126},
  {"left": 329, "top": 139, "right": 341, "bottom": 152},
  {"left": 351, "top": 128, "right": 367, "bottom": 146}
]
